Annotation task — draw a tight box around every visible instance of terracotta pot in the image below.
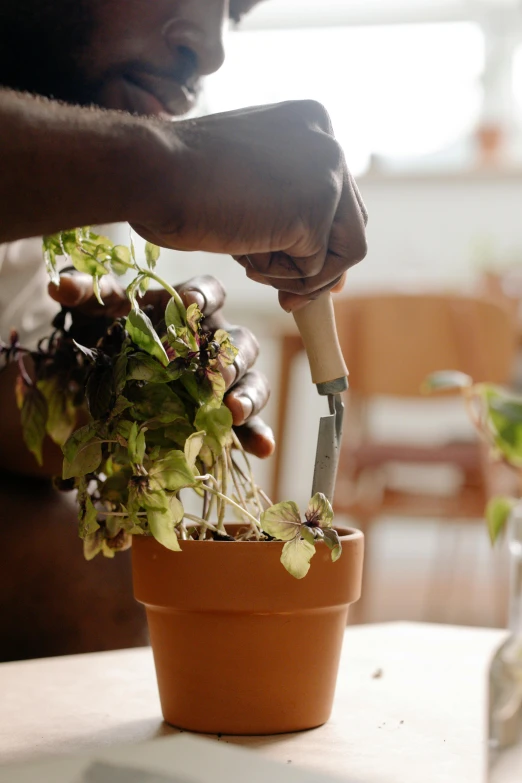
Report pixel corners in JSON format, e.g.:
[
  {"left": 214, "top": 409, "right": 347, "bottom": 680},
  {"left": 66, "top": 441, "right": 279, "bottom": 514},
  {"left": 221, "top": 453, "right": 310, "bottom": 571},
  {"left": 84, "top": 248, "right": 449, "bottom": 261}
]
[{"left": 132, "top": 525, "right": 364, "bottom": 735}]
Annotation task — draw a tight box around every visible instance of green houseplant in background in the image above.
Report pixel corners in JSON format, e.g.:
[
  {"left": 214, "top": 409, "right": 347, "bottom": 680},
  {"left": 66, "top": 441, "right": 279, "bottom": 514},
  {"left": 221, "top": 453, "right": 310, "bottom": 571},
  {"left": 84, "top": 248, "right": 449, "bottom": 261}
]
[
  {"left": 1, "top": 228, "right": 364, "bottom": 735},
  {"left": 425, "top": 372, "right": 522, "bottom": 781}
]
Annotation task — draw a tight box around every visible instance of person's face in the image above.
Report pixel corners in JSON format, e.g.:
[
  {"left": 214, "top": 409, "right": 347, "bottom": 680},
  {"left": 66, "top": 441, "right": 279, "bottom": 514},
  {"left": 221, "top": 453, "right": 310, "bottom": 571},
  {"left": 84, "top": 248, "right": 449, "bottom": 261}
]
[{"left": 0, "top": 0, "right": 265, "bottom": 117}]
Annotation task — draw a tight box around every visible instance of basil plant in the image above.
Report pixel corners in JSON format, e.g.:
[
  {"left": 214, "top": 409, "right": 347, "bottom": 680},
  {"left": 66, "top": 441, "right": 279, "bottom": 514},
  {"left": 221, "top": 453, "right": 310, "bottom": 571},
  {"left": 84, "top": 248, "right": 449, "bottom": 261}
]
[{"left": 2, "top": 228, "right": 343, "bottom": 579}]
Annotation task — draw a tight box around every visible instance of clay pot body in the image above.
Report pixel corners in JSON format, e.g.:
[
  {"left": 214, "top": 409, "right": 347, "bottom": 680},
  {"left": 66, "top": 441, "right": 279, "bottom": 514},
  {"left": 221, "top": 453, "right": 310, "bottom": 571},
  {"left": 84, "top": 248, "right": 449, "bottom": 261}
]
[{"left": 132, "top": 526, "right": 364, "bottom": 735}]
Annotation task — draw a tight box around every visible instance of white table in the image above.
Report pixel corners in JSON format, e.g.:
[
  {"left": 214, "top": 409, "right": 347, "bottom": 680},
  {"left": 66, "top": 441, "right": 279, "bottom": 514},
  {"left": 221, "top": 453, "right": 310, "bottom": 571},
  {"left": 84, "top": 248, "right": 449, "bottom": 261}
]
[{"left": 0, "top": 623, "right": 506, "bottom": 783}]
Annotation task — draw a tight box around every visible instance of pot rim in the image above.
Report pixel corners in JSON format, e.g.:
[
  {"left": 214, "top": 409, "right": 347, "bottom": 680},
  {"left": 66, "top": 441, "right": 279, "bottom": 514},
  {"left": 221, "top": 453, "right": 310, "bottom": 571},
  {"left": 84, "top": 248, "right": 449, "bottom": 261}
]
[{"left": 134, "top": 524, "right": 362, "bottom": 545}]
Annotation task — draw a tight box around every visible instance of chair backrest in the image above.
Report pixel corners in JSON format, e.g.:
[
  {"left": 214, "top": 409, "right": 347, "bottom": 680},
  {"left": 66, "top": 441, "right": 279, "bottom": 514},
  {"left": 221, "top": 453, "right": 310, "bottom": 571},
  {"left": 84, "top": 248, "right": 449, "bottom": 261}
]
[{"left": 334, "top": 292, "right": 517, "bottom": 397}]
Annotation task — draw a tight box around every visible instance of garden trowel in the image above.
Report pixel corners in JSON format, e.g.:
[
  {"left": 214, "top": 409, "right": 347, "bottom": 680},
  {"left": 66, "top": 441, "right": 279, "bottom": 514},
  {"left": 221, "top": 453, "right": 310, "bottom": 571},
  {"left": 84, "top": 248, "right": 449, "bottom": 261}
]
[{"left": 293, "top": 294, "right": 349, "bottom": 504}]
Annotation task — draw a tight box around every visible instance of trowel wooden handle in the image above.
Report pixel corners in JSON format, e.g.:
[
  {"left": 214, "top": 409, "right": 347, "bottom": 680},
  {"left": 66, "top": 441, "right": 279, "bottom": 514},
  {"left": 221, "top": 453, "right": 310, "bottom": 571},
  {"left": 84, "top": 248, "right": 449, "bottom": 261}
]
[{"left": 293, "top": 293, "right": 348, "bottom": 386}]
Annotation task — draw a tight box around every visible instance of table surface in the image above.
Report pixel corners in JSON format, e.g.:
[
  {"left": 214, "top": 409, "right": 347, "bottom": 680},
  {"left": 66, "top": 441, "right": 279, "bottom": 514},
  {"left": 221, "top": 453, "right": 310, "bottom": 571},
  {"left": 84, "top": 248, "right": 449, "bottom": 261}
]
[{"left": 0, "top": 622, "right": 506, "bottom": 783}]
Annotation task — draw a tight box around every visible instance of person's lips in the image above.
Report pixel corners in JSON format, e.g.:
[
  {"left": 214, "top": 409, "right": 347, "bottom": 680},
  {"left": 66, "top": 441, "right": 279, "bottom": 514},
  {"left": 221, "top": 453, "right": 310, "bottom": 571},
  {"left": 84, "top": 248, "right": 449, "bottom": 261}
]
[{"left": 123, "top": 71, "right": 198, "bottom": 117}]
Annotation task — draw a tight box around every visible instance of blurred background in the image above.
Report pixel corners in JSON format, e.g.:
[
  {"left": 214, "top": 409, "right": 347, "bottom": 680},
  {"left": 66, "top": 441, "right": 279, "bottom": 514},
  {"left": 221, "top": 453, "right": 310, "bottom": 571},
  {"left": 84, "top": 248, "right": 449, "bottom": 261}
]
[
  {"left": 148, "top": 0, "right": 522, "bottom": 625},
  {"left": 138, "top": 0, "right": 522, "bottom": 628}
]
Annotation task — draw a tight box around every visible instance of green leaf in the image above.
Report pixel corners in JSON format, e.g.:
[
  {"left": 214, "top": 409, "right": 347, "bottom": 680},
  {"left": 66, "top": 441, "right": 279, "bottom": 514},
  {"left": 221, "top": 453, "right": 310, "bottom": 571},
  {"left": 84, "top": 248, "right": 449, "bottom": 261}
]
[
  {"left": 147, "top": 507, "right": 182, "bottom": 552},
  {"left": 126, "top": 309, "right": 169, "bottom": 367},
  {"left": 111, "top": 245, "right": 131, "bottom": 276},
  {"left": 20, "top": 385, "right": 48, "bottom": 466},
  {"left": 128, "top": 422, "right": 146, "bottom": 465},
  {"left": 62, "top": 423, "right": 103, "bottom": 479},
  {"left": 323, "top": 528, "right": 343, "bottom": 562},
  {"left": 165, "top": 296, "right": 186, "bottom": 330},
  {"left": 86, "top": 365, "right": 114, "bottom": 419},
  {"left": 37, "top": 377, "right": 77, "bottom": 447},
  {"left": 422, "top": 371, "right": 472, "bottom": 394},
  {"left": 485, "top": 496, "right": 516, "bottom": 545},
  {"left": 127, "top": 353, "right": 170, "bottom": 383},
  {"left": 184, "top": 431, "right": 205, "bottom": 469},
  {"left": 281, "top": 537, "right": 316, "bottom": 579},
  {"left": 128, "top": 383, "right": 186, "bottom": 425},
  {"left": 260, "top": 501, "right": 302, "bottom": 541},
  {"left": 109, "top": 396, "right": 132, "bottom": 420},
  {"left": 484, "top": 387, "right": 522, "bottom": 466},
  {"left": 145, "top": 242, "right": 160, "bottom": 270},
  {"left": 149, "top": 452, "right": 196, "bottom": 492},
  {"left": 305, "top": 493, "right": 334, "bottom": 528},
  {"left": 194, "top": 404, "right": 233, "bottom": 456},
  {"left": 69, "top": 245, "right": 110, "bottom": 278}
]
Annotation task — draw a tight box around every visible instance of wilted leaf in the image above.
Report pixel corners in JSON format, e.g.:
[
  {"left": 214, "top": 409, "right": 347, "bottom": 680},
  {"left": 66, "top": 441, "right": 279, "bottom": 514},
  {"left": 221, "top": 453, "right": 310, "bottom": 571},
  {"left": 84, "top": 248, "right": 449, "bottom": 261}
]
[
  {"left": 109, "top": 396, "right": 132, "bottom": 420},
  {"left": 83, "top": 531, "right": 103, "bottom": 561},
  {"left": 323, "top": 528, "right": 343, "bottom": 562},
  {"left": 72, "top": 341, "right": 99, "bottom": 364},
  {"left": 194, "top": 404, "right": 233, "bottom": 456},
  {"left": 305, "top": 492, "right": 334, "bottom": 528},
  {"left": 186, "top": 303, "right": 203, "bottom": 334},
  {"left": 126, "top": 309, "right": 169, "bottom": 367},
  {"left": 486, "top": 496, "right": 515, "bottom": 545},
  {"left": 213, "top": 329, "right": 238, "bottom": 367},
  {"left": 78, "top": 493, "right": 100, "bottom": 538},
  {"left": 42, "top": 240, "right": 60, "bottom": 286},
  {"left": 147, "top": 506, "right": 181, "bottom": 552},
  {"left": 145, "top": 241, "right": 160, "bottom": 270},
  {"left": 281, "top": 537, "right": 316, "bottom": 579},
  {"left": 422, "top": 371, "right": 472, "bottom": 394},
  {"left": 168, "top": 493, "right": 185, "bottom": 525},
  {"left": 62, "top": 423, "right": 103, "bottom": 479},
  {"left": 37, "top": 377, "right": 77, "bottom": 446},
  {"left": 149, "top": 452, "right": 196, "bottom": 492},
  {"left": 205, "top": 369, "right": 226, "bottom": 406},
  {"left": 184, "top": 431, "right": 205, "bottom": 469},
  {"left": 167, "top": 325, "right": 198, "bottom": 357},
  {"left": 20, "top": 385, "right": 48, "bottom": 465},
  {"left": 260, "top": 501, "right": 302, "bottom": 541}
]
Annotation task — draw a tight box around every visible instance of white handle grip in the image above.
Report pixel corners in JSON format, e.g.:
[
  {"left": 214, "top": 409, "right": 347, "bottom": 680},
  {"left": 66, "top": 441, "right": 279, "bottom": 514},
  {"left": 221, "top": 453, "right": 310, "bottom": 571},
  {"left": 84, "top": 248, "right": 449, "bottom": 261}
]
[{"left": 292, "top": 294, "right": 348, "bottom": 386}]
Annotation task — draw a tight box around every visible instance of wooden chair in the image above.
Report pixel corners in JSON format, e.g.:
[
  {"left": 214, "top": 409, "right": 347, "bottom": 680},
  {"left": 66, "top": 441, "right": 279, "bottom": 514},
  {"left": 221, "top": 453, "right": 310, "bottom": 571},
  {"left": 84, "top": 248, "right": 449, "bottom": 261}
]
[{"left": 273, "top": 292, "right": 518, "bottom": 624}]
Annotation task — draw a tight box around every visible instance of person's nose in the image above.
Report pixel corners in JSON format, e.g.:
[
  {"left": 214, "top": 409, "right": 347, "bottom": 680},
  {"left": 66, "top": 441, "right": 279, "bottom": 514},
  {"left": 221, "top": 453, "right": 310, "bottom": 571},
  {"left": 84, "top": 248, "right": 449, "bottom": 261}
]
[{"left": 163, "top": 1, "right": 227, "bottom": 77}]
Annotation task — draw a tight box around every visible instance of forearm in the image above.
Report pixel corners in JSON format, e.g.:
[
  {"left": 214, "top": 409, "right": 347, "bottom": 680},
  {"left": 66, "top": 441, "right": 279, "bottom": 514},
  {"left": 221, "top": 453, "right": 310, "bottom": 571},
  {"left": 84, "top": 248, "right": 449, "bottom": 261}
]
[{"left": 0, "top": 89, "right": 171, "bottom": 243}]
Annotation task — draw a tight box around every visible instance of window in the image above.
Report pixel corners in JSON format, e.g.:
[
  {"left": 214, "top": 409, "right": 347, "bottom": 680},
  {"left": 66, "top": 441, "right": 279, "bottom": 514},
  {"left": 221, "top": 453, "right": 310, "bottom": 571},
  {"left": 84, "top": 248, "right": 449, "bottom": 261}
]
[{"left": 203, "top": 22, "right": 485, "bottom": 174}]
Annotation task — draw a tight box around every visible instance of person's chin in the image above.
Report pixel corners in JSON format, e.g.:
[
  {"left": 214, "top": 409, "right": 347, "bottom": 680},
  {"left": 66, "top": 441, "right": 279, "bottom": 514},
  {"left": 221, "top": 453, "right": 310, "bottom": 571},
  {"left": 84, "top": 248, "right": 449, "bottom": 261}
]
[{"left": 94, "top": 77, "right": 193, "bottom": 119}]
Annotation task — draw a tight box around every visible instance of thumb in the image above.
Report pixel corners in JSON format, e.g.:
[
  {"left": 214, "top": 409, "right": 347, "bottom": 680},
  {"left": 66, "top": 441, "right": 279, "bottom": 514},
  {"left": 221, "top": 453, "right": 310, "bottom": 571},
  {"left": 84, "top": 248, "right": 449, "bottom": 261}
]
[{"left": 48, "top": 273, "right": 95, "bottom": 308}]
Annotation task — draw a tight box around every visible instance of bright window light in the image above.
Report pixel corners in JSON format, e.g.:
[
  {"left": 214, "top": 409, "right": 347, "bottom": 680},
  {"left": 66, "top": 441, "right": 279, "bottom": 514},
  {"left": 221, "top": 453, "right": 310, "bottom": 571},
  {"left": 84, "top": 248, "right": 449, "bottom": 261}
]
[{"left": 204, "top": 23, "right": 484, "bottom": 174}]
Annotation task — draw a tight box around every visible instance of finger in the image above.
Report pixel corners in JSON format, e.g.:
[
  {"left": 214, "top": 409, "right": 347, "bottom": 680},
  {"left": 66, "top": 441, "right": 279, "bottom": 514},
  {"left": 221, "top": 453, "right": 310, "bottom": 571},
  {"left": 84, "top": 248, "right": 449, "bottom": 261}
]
[
  {"left": 279, "top": 275, "right": 344, "bottom": 312},
  {"left": 225, "top": 369, "right": 270, "bottom": 426},
  {"left": 220, "top": 327, "right": 260, "bottom": 389},
  {"left": 48, "top": 273, "right": 129, "bottom": 318},
  {"left": 176, "top": 275, "right": 226, "bottom": 318},
  {"left": 234, "top": 416, "right": 275, "bottom": 459}
]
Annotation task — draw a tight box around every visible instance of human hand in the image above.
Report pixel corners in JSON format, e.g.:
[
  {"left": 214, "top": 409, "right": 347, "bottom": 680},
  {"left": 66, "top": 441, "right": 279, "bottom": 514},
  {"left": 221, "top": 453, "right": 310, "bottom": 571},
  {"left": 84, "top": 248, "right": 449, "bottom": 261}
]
[
  {"left": 131, "top": 100, "right": 368, "bottom": 312},
  {"left": 49, "top": 272, "right": 274, "bottom": 458}
]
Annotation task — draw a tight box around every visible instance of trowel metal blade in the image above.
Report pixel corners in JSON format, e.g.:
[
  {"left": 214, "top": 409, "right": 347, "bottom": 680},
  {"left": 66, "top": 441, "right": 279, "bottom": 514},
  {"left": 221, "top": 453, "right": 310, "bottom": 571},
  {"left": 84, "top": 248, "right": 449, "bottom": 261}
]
[{"left": 311, "top": 394, "right": 344, "bottom": 504}]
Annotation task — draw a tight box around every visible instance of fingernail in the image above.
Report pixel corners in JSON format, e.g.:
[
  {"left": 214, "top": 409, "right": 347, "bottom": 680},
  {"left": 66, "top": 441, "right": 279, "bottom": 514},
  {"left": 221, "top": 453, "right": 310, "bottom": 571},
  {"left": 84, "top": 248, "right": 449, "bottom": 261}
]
[
  {"left": 236, "top": 395, "right": 253, "bottom": 422},
  {"left": 182, "top": 289, "right": 205, "bottom": 311}
]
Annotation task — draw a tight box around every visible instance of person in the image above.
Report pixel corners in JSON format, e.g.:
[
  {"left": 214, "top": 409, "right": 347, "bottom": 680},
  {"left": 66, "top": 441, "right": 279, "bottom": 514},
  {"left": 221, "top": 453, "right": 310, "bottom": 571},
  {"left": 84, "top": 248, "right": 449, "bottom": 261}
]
[{"left": 0, "top": 0, "right": 368, "bottom": 660}]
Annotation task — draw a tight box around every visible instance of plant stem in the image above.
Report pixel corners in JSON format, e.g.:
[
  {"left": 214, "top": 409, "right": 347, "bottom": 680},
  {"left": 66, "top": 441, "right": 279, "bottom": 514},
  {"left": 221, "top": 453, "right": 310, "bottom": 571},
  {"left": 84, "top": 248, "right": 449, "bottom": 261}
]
[
  {"left": 138, "top": 268, "right": 187, "bottom": 317},
  {"left": 231, "top": 432, "right": 264, "bottom": 516},
  {"left": 217, "top": 453, "right": 227, "bottom": 532},
  {"left": 195, "top": 475, "right": 260, "bottom": 528}
]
